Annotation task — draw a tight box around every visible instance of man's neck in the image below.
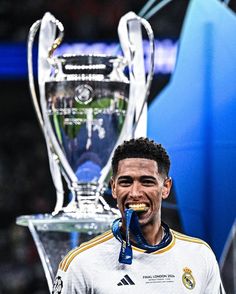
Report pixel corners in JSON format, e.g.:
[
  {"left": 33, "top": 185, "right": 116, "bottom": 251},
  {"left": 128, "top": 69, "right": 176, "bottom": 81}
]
[{"left": 138, "top": 221, "right": 163, "bottom": 246}]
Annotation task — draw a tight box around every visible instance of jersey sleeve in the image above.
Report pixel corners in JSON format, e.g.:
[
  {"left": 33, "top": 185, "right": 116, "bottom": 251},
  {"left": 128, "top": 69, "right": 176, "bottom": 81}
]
[
  {"left": 203, "top": 248, "right": 225, "bottom": 294},
  {"left": 52, "top": 265, "right": 88, "bottom": 294}
]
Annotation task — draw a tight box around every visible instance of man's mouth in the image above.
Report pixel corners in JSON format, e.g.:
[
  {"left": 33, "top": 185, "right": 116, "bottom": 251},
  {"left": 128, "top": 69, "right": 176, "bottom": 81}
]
[{"left": 127, "top": 203, "right": 149, "bottom": 212}]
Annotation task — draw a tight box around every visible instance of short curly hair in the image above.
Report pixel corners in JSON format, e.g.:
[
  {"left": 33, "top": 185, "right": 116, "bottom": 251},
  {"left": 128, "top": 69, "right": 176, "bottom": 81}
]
[{"left": 111, "top": 137, "right": 170, "bottom": 176}]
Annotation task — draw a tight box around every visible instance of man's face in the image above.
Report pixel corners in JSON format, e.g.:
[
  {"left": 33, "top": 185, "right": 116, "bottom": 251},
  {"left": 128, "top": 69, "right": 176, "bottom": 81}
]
[{"left": 111, "top": 158, "right": 172, "bottom": 227}]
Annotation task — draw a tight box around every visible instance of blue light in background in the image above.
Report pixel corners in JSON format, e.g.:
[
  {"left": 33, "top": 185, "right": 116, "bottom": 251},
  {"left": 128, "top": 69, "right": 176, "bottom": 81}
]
[
  {"left": 0, "top": 39, "right": 178, "bottom": 79},
  {"left": 0, "top": 43, "right": 28, "bottom": 79}
]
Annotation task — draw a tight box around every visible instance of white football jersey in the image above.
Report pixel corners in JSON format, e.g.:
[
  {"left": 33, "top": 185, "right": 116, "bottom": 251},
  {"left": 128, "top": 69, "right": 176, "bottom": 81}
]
[{"left": 52, "top": 229, "right": 225, "bottom": 294}]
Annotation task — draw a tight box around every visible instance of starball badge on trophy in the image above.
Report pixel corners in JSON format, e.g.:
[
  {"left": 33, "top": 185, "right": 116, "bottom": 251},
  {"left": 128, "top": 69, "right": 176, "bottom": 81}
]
[{"left": 16, "top": 11, "right": 155, "bottom": 291}]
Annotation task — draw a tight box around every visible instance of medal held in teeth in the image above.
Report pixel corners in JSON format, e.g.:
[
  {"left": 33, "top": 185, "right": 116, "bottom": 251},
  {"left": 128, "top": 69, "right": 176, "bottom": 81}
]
[{"left": 128, "top": 203, "right": 149, "bottom": 212}]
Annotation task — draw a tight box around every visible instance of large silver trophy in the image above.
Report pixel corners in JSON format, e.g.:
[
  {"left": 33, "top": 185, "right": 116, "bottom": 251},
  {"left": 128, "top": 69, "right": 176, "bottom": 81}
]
[{"left": 16, "top": 11, "right": 154, "bottom": 291}]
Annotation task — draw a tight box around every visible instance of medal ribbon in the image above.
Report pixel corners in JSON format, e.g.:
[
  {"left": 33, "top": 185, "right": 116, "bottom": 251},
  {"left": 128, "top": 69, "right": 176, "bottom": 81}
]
[{"left": 112, "top": 209, "right": 172, "bottom": 264}]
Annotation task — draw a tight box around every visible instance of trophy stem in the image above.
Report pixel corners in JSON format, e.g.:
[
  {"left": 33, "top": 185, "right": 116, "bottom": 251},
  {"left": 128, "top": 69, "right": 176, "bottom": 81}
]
[{"left": 61, "top": 183, "right": 112, "bottom": 215}]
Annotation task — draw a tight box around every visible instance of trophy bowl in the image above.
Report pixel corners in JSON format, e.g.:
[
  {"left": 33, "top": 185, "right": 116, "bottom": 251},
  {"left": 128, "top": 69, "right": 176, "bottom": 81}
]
[
  {"left": 44, "top": 53, "right": 130, "bottom": 216},
  {"left": 17, "top": 53, "right": 133, "bottom": 231}
]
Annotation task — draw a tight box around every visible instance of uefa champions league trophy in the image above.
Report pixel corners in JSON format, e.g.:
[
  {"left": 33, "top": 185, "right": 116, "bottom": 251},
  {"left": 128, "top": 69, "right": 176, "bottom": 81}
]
[{"left": 16, "top": 11, "right": 154, "bottom": 291}]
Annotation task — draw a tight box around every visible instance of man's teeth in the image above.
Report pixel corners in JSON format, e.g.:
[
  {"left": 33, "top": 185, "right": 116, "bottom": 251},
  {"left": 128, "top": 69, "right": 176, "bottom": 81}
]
[{"left": 128, "top": 203, "right": 148, "bottom": 212}]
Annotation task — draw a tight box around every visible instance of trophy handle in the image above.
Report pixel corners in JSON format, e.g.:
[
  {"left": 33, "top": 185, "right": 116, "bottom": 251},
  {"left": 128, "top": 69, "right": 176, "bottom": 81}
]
[
  {"left": 27, "top": 16, "right": 64, "bottom": 130},
  {"left": 36, "top": 14, "right": 83, "bottom": 211},
  {"left": 28, "top": 20, "right": 44, "bottom": 130},
  {"left": 48, "top": 18, "right": 64, "bottom": 58},
  {"left": 99, "top": 13, "right": 155, "bottom": 190},
  {"left": 118, "top": 12, "right": 155, "bottom": 137},
  {"left": 132, "top": 16, "right": 155, "bottom": 134},
  {"left": 27, "top": 18, "right": 65, "bottom": 215}
]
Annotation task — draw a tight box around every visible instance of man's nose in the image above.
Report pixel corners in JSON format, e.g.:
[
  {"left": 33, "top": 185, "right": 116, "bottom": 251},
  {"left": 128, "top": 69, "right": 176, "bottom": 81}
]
[{"left": 129, "top": 182, "right": 142, "bottom": 198}]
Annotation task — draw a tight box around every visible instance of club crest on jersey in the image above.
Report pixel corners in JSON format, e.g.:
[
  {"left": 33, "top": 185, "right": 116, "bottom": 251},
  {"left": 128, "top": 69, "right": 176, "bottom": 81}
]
[
  {"left": 52, "top": 276, "right": 63, "bottom": 294},
  {"left": 182, "top": 267, "right": 195, "bottom": 290}
]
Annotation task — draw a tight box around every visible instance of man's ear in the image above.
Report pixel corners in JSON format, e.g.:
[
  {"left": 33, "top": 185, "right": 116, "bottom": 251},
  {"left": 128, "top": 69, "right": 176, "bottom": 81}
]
[
  {"left": 110, "top": 177, "right": 117, "bottom": 200},
  {"left": 162, "top": 177, "right": 172, "bottom": 200}
]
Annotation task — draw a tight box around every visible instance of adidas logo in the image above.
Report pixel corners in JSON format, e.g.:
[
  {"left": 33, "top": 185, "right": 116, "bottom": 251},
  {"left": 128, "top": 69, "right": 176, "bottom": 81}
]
[{"left": 117, "top": 274, "right": 135, "bottom": 286}]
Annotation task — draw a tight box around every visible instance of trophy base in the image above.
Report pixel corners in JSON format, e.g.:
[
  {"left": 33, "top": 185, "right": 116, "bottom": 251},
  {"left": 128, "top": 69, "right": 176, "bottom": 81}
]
[
  {"left": 16, "top": 211, "right": 119, "bottom": 233},
  {"left": 16, "top": 211, "right": 120, "bottom": 291}
]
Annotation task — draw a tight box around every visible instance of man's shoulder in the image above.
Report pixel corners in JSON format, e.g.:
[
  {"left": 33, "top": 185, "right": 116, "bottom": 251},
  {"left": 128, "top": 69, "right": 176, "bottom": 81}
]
[
  {"left": 59, "top": 230, "right": 114, "bottom": 272},
  {"left": 171, "top": 229, "right": 211, "bottom": 250}
]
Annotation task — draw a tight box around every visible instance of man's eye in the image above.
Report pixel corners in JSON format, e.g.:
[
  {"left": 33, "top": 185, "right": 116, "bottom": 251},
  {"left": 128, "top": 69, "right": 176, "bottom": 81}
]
[
  {"left": 118, "top": 180, "right": 132, "bottom": 186},
  {"left": 142, "top": 180, "right": 155, "bottom": 186}
]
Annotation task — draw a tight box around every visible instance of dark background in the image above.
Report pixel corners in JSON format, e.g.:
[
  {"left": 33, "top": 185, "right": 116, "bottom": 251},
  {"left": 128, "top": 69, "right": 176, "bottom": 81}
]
[{"left": 0, "top": 0, "right": 235, "bottom": 293}]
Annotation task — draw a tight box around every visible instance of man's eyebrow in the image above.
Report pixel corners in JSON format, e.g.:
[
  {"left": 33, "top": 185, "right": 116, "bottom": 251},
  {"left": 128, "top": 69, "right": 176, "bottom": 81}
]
[
  {"left": 140, "top": 176, "right": 157, "bottom": 181},
  {"left": 117, "top": 176, "right": 132, "bottom": 181},
  {"left": 117, "top": 175, "right": 157, "bottom": 181}
]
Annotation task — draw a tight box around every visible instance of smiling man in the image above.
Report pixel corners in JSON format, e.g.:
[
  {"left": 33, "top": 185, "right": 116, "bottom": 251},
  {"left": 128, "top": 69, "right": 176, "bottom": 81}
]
[{"left": 53, "top": 137, "right": 225, "bottom": 294}]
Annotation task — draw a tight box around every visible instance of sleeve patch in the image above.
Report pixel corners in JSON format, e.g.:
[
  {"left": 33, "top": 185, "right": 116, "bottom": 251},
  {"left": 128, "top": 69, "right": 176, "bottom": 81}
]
[{"left": 52, "top": 276, "right": 63, "bottom": 294}]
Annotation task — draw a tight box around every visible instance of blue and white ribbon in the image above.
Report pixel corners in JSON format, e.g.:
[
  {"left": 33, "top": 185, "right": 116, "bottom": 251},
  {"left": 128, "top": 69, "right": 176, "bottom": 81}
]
[{"left": 112, "top": 209, "right": 172, "bottom": 264}]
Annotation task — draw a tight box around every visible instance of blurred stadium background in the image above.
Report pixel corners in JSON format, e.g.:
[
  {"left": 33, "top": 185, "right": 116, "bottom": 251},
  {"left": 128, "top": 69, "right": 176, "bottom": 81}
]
[{"left": 0, "top": 0, "right": 235, "bottom": 293}]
